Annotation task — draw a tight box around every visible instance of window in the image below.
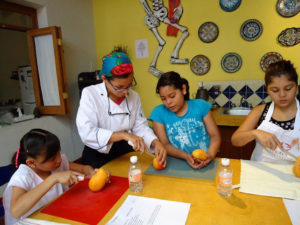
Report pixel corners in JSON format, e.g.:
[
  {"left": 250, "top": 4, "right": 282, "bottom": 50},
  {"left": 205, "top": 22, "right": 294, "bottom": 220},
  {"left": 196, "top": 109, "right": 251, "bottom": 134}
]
[{"left": 0, "top": 2, "right": 69, "bottom": 116}]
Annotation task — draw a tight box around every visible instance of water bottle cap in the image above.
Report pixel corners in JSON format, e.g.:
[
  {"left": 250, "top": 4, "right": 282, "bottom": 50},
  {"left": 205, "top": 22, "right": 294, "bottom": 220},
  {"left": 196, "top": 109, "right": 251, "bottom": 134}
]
[
  {"left": 221, "top": 158, "right": 230, "bottom": 166},
  {"left": 130, "top": 156, "right": 138, "bottom": 163}
]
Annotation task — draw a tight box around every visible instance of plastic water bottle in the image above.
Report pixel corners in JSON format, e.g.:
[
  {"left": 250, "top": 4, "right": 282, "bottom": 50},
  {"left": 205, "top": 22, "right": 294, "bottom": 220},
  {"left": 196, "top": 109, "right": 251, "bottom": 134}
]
[
  {"left": 218, "top": 158, "right": 233, "bottom": 197},
  {"left": 128, "top": 156, "right": 143, "bottom": 192}
]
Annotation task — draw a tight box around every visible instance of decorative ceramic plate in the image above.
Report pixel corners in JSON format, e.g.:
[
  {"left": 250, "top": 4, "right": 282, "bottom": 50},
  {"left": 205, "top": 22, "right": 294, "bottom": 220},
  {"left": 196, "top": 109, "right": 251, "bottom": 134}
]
[
  {"left": 260, "top": 52, "right": 283, "bottom": 72},
  {"left": 190, "top": 55, "right": 210, "bottom": 75},
  {"left": 198, "top": 22, "right": 219, "bottom": 43},
  {"left": 240, "top": 19, "right": 263, "bottom": 41},
  {"left": 276, "top": 0, "right": 299, "bottom": 17},
  {"left": 278, "top": 27, "right": 300, "bottom": 46},
  {"left": 221, "top": 52, "right": 242, "bottom": 73},
  {"left": 220, "top": 0, "right": 242, "bottom": 12}
]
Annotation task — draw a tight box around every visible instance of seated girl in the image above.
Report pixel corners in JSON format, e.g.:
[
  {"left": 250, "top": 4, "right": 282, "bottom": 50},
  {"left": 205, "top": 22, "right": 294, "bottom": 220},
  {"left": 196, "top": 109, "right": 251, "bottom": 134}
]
[
  {"left": 231, "top": 60, "right": 300, "bottom": 164},
  {"left": 4, "top": 129, "right": 95, "bottom": 225},
  {"left": 149, "top": 71, "right": 221, "bottom": 169}
]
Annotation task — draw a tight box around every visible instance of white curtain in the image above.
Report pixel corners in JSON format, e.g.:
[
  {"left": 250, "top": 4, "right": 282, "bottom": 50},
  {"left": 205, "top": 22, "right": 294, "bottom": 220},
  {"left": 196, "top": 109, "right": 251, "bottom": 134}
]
[{"left": 34, "top": 35, "right": 60, "bottom": 106}]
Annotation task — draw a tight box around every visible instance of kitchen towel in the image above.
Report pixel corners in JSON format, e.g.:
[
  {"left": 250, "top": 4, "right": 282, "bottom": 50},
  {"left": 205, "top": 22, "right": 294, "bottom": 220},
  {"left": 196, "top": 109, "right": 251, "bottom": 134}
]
[{"left": 240, "top": 160, "right": 300, "bottom": 200}]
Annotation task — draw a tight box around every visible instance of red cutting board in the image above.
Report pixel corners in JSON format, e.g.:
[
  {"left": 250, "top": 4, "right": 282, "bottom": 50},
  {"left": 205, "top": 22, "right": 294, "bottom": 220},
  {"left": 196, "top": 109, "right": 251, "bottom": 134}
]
[{"left": 41, "top": 176, "right": 128, "bottom": 225}]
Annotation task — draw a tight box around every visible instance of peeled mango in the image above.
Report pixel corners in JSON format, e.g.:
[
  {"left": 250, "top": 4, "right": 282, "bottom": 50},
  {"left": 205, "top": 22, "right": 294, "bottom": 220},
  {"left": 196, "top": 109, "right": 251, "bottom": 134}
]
[
  {"left": 192, "top": 149, "right": 207, "bottom": 160},
  {"left": 88, "top": 167, "right": 110, "bottom": 192}
]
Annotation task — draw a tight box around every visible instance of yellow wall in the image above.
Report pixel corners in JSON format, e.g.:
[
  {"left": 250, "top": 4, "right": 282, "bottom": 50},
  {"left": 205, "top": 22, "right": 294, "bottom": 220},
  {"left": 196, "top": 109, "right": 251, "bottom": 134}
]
[{"left": 93, "top": 0, "right": 300, "bottom": 116}]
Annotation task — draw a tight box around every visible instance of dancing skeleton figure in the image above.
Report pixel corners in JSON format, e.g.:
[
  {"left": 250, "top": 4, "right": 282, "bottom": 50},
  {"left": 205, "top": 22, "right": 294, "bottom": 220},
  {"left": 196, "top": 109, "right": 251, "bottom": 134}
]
[{"left": 139, "top": 0, "right": 189, "bottom": 77}]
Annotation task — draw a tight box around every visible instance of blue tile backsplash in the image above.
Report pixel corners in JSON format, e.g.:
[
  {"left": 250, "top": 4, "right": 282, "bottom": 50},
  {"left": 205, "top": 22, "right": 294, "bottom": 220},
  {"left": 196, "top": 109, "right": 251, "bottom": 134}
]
[
  {"left": 238, "top": 85, "right": 254, "bottom": 99},
  {"left": 255, "top": 85, "right": 268, "bottom": 99},
  {"left": 223, "top": 85, "right": 237, "bottom": 99},
  {"left": 198, "top": 80, "right": 271, "bottom": 108}
]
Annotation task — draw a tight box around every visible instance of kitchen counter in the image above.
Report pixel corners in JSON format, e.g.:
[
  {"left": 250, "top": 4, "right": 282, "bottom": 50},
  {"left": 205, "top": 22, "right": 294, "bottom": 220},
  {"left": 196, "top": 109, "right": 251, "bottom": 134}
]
[
  {"left": 211, "top": 107, "right": 248, "bottom": 127},
  {"left": 211, "top": 107, "right": 255, "bottom": 160}
]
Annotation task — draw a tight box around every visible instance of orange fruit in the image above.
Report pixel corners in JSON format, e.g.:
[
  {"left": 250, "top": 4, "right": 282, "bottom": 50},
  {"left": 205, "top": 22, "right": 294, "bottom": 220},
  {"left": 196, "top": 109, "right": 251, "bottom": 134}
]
[
  {"left": 192, "top": 149, "right": 207, "bottom": 160},
  {"left": 153, "top": 157, "right": 165, "bottom": 170},
  {"left": 88, "top": 167, "right": 110, "bottom": 192},
  {"left": 293, "top": 157, "right": 300, "bottom": 178}
]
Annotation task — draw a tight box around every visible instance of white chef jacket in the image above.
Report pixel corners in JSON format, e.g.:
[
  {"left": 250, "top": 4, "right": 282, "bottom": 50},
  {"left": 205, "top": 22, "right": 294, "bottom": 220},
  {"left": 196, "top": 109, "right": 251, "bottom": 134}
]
[
  {"left": 4, "top": 154, "right": 69, "bottom": 225},
  {"left": 76, "top": 82, "right": 157, "bottom": 153}
]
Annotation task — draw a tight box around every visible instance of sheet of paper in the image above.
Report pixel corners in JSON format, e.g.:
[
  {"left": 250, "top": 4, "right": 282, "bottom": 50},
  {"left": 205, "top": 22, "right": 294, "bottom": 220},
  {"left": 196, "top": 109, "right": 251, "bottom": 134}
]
[
  {"left": 16, "top": 218, "right": 70, "bottom": 225},
  {"left": 283, "top": 199, "right": 300, "bottom": 225},
  {"left": 106, "top": 195, "right": 190, "bottom": 225},
  {"left": 135, "top": 39, "right": 148, "bottom": 58},
  {"left": 240, "top": 160, "right": 300, "bottom": 200}
]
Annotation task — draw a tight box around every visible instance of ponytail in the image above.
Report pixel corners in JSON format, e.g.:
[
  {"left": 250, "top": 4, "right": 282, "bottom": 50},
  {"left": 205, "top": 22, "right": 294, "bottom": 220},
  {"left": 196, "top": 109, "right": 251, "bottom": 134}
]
[{"left": 181, "top": 78, "right": 190, "bottom": 100}]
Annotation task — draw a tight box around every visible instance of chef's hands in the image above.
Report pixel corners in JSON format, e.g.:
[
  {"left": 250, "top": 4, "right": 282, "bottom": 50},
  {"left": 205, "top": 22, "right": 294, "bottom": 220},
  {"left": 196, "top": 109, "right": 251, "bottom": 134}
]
[
  {"left": 126, "top": 133, "right": 148, "bottom": 153},
  {"left": 151, "top": 139, "right": 167, "bottom": 166},
  {"left": 254, "top": 130, "right": 282, "bottom": 150}
]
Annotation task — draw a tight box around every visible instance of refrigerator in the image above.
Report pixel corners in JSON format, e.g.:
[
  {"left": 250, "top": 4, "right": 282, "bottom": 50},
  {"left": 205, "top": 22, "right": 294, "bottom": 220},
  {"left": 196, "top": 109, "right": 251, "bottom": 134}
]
[{"left": 18, "top": 65, "right": 36, "bottom": 115}]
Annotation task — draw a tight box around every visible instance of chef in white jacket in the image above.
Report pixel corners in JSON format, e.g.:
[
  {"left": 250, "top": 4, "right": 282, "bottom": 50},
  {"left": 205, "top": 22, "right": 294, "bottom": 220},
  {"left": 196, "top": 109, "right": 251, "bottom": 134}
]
[{"left": 76, "top": 51, "right": 167, "bottom": 168}]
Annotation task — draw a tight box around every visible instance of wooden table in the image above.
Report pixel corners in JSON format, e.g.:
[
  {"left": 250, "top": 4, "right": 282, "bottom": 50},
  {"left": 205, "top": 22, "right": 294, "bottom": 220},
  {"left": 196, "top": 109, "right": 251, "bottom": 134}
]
[
  {"left": 30, "top": 152, "right": 292, "bottom": 225},
  {"left": 211, "top": 107, "right": 247, "bottom": 127}
]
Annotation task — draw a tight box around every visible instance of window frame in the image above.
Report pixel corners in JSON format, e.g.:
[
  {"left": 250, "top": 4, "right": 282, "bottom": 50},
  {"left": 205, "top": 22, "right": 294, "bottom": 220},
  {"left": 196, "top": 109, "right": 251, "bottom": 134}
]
[
  {"left": 0, "top": 1, "right": 38, "bottom": 31},
  {"left": 27, "top": 26, "right": 70, "bottom": 115}
]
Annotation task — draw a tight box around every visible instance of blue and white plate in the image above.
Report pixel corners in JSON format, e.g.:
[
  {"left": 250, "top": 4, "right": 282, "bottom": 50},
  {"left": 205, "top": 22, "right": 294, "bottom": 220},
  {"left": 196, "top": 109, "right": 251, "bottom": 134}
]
[
  {"left": 220, "top": 0, "right": 242, "bottom": 12},
  {"left": 240, "top": 19, "right": 263, "bottom": 41},
  {"left": 276, "top": 0, "right": 299, "bottom": 17},
  {"left": 221, "top": 52, "right": 242, "bottom": 73}
]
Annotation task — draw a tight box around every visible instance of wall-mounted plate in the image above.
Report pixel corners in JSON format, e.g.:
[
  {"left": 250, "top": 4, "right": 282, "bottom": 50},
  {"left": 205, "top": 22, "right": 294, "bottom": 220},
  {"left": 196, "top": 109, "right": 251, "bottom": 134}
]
[
  {"left": 190, "top": 55, "right": 210, "bottom": 75},
  {"left": 221, "top": 52, "right": 242, "bottom": 73},
  {"left": 220, "top": 0, "right": 242, "bottom": 12},
  {"left": 260, "top": 52, "right": 283, "bottom": 72},
  {"left": 198, "top": 22, "right": 219, "bottom": 43},
  {"left": 240, "top": 19, "right": 263, "bottom": 41},
  {"left": 276, "top": 0, "right": 299, "bottom": 17},
  {"left": 278, "top": 27, "right": 300, "bottom": 46}
]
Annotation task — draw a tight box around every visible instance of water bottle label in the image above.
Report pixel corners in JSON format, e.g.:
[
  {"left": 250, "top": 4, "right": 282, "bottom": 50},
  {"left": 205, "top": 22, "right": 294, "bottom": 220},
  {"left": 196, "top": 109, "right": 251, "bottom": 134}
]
[
  {"left": 129, "top": 170, "right": 142, "bottom": 182},
  {"left": 219, "top": 176, "right": 232, "bottom": 186}
]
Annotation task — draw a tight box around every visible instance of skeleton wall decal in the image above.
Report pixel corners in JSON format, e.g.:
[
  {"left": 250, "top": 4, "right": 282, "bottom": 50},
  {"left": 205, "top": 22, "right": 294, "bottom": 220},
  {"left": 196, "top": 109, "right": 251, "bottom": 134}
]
[{"left": 139, "top": 0, "right": 189, "bottom": 77}]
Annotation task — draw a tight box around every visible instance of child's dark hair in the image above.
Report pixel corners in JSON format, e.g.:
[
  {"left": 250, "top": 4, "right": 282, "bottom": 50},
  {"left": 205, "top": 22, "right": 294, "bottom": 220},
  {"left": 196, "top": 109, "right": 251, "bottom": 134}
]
[
  {"left": 265, "top": 60, "right": 299, "bottom": 100},
  {"left": 12, "top": 129, "right": 61, "bottom": 170},
  {"left": 156, "top": 71, "right": 190, "bottom": 100},
  {"left": 265, "top": 60, "right": 298, "bottom": 87}
]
